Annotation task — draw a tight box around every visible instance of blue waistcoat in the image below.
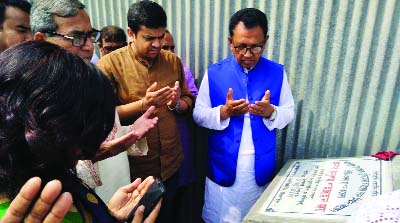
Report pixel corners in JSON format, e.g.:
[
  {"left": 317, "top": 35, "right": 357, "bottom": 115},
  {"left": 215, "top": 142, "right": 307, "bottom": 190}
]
[{"left": 207, "top": 55, "right": 283, "bottom": 187}]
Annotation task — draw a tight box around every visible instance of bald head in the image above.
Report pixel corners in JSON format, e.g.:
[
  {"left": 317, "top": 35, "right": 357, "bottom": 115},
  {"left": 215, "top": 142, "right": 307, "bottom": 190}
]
[{"left": 162, "top": 30, "right": 175, "bottom": 53}]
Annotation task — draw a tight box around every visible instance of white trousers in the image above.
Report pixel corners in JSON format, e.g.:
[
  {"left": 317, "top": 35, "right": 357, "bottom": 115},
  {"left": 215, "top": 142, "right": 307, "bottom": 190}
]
[{"left": 202, "top": 152, "right": 268, "bottom": 223}]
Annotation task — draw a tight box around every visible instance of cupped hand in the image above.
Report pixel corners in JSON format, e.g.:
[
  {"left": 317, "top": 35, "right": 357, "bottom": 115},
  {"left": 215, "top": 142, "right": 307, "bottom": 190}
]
[
  {"left": 220, "top": 88, "right": 249, "bottom": 120},
  {"left": 166, "top": 81, "right": 181, "bottom": 108},
  {"left": 108, "top": 176, "right": 155, "bottom": 222},
  {"left": 143, "top": 82, "right": 174, "bottom": 108},
  {"left": 249, "top": 90, "right": 274, "bottom": 118}
]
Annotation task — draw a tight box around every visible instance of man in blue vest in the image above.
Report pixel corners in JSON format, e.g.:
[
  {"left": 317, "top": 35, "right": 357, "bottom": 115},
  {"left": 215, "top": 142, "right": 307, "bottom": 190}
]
[{"left": 193, "top": 8, "right": 295, "bottom": 223}]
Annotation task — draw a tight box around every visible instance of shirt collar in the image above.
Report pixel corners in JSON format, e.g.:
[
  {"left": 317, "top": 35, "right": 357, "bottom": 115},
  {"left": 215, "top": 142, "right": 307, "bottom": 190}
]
[
  {"left": 230, "top": 55, "right": 256, "bottom": 74},
  {"left": 243, "top": 67, "right": 255, "bottom": 74},
  {"left": 129, "top": 42, "right": 156, "bottom": 68}
]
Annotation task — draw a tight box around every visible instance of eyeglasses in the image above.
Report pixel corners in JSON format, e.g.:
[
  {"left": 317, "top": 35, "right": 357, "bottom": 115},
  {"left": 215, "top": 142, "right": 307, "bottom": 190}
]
[
  {"left": 162, "top": 45, "right": 175, "bottom": 51},
  {"left": 102, "top": 44, "right": 127, "bottom": 52},
  {"left": 232, "top": 41, "right": 265, "bottom": 55},
  {"left": 47, "top": 29, "right": 101, "bottom": 47}
]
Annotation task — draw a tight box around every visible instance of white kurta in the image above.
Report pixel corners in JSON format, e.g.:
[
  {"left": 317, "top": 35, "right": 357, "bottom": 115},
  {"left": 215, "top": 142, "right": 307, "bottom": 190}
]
[{"left": 193, "top": 69, "right": 294, "bottom": 223}]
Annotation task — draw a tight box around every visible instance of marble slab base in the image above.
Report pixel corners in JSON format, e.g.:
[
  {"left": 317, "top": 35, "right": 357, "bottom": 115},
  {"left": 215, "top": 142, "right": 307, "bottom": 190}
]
[{"left": 244, "top": 156, "right": 400, "bottom": 223}]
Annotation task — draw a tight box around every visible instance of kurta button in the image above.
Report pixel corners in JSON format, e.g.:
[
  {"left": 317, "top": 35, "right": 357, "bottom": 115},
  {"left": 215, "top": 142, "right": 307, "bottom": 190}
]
[
  {"left": 235, "top": 139, "right": 240, "bottom": 143},
  {"left": 255, "top": 156, "right": 259, "bottom": 160}
]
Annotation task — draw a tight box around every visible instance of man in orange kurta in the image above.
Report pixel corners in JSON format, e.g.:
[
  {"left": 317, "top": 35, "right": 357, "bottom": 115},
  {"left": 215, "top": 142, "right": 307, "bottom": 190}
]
[{"left": 97, "top": 1, "right": 194, "bottom": 222}]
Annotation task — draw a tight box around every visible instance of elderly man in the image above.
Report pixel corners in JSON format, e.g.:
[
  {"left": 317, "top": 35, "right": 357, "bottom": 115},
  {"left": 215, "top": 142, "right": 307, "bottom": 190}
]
[
  {"left": 194, "top": 8, "right": 295, "bottom": 222},
  {"left": 30, "top": 0, "right": 160, "bottom": 202},
  {"left": 0, "top": 0, "right": 31, "bottom": 53},
  {"left": 31, "top": 0, "right": 97, "bottom": 60}
]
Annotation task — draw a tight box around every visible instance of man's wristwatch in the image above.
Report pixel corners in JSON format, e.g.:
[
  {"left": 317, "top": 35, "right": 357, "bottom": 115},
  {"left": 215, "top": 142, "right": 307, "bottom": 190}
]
[{"left": 269, "top": 107, "right": 277, "bottom": 121}]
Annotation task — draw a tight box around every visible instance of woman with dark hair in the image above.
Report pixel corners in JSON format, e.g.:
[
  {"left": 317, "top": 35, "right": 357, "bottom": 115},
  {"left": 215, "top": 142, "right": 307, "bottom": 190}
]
[{"left": 0, "top": 41, "right": 160, "bottom": 222}]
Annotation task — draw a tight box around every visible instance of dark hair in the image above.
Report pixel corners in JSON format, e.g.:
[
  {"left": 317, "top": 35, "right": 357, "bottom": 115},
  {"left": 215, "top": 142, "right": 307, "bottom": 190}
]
[
  {"left": 0, "top": 0, "right": 31, "bottom": 28},
  {"left": 0, "top": 41, "right": 116, "bottom": 198},
  {"left": 99, "top": 25, "right": 127, "bottom": 46},
  {"left": 127, "top": 0, "right": 167, "bottom": 34},
  {"left": 229, "top": 8, "right": 268, "bottom": 37}
]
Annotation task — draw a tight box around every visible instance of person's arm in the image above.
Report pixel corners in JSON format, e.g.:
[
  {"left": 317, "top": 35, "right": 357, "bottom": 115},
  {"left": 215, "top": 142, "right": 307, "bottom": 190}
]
[
  {"left": 262, "top": 71, "right": 295, "bottom": 130},
  {"left": 94, "top": 106, "right": 158, "bottom": 162},
  {"left": 1, "top": 177, "right": 72, "bottom": 223},
  {"left": 116, "top": 100, "right": 144, "bottom": 121},
  {"left": 193, "top": 71, "right": 230, "bottom": 130},
  {"left": 183, "top": 64, "right": 198, "bottom": 96}
]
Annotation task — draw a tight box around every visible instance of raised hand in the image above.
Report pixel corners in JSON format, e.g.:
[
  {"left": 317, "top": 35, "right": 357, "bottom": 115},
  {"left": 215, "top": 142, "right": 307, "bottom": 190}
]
[
  {"left": 249, "top": 90, "right": 275, "bottom": 118},
  {"left": 1, "top": 177, "right": 73, "bottom": 223},
  {"left": 108, "top": 176, "right": 156, "bottom": 222},
  {"left": 220, "top": 88, "right": 249, "bottom": 120},
  {"left": 96, "top": 129, "right": 141, "bottom": 161},
  {"left": 95, "top": 106, "right": 157, "bottom": 161},
  {"left": 143, "top": 82, "right": 174, "bottom": 108},
  {"left": 128, "top": 106, "right": 158, "bottom": 139},
  {"left": 167, "top": 81, "right": 181, "bottom": 108}
]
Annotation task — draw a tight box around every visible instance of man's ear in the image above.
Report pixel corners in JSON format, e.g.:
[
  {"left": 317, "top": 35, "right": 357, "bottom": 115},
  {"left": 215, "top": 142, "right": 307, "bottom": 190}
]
[
  {"left": 127, "top": 27, "right": 136, "bottom": 43},
  {"left": 228, "top": 36, "right": 235, "bottom": 52},
  {"left": 228, "top": 36, "right": 233, "bottom": 44},
  {"left": 33, "top": 32, "right": 47, "bottom": 41}
]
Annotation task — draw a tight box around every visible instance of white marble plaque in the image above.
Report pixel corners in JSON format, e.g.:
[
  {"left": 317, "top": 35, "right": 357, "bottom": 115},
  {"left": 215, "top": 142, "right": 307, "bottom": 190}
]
[{"left": 244, "top": 156, "right": 398, "bottom": 223}]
